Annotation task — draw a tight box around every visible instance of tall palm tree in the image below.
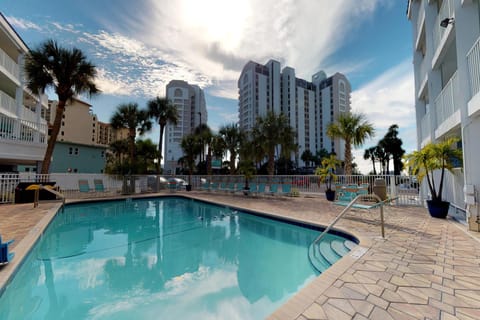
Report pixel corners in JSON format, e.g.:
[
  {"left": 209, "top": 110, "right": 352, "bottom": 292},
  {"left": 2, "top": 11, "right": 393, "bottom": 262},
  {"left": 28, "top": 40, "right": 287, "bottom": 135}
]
[
  {"left": 180, "top": 134, "right": 202, "bottom": 185},
  {"left": 147, "top": 97, "right": 179, "bottom": 173},
  {"left": 327, "top": 112, "right": 375, "bottom": 175},
  {"left": 363, "top": 146, "right": 377, "bottom": 175},
  {"left": 210, "top": 133, "right": 227, "bottom": 171},
  {"left": 110, "top": 103, "right": 152, "bottom": 172},
  {"left": 254, "top": 112, "right": 295, "bottom": 176},
  {"left": 24, "top": 39, "right": 99, "bottom": 173},
  {"left": 219, "top": 123, "right": 242, "bottom": 174},
  {"left": 379, "top": 124, "right": 405, "bottom": 175}
]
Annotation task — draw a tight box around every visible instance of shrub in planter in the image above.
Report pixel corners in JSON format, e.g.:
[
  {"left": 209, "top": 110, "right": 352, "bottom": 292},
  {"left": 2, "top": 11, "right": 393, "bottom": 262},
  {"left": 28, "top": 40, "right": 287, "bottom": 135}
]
[
  {"left": 315, "top": 155, "right": 341, "bottom": 202},
  {"left": 404, "top": 137, "right": 462, "bottom": 218}
]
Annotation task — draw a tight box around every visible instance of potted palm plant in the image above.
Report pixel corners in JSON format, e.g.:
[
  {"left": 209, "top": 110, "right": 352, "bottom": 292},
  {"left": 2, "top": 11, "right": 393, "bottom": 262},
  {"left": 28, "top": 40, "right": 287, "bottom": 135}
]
[
  {"left": 404, "top": 137, "right": 462, "bottom": 218},
  {"left": 315, "top": 155, "right": 340, "bottom": 201}
]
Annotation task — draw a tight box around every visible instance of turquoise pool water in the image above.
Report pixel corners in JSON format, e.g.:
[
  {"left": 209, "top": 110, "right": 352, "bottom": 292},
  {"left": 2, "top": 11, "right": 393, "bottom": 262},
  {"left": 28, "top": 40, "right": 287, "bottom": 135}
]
[{"left": 0, "top": 197, "right": 346, "bottom": 319}]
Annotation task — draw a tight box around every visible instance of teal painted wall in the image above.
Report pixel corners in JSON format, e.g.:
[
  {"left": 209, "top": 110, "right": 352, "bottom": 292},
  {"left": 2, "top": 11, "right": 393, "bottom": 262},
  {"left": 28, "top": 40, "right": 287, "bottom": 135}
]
[{"left": 50, "top": 142, "right": 107, "bottom": 173}]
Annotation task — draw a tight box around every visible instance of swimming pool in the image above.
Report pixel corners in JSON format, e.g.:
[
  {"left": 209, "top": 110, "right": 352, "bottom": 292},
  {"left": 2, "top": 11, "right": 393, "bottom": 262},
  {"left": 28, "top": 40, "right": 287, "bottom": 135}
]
[{"left": 0, "top": 197, "right": 353, "bottom": 319}]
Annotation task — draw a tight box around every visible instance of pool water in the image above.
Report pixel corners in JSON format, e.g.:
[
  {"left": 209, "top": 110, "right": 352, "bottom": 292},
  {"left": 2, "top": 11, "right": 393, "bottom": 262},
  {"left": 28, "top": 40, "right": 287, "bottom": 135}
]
[{"left": 0, "top": 197, "right": 345, "bottom": 319}]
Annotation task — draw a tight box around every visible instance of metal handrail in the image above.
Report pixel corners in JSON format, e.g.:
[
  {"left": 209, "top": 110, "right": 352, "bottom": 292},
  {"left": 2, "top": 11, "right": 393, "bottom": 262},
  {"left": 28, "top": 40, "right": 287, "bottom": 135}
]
[
  {"left": 33, "top": 185, "right": 66, "bottom": 209},
  {"left": 313, "top": 193, "right": 386, "bottom": 246}
]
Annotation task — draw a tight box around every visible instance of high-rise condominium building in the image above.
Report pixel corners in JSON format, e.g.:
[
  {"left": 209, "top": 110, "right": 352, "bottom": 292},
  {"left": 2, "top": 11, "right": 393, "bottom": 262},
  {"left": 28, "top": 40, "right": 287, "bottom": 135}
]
[
  {"left": 0, "top": 13, "right": 49, "bottom": 172},
  {"left": 164, "top": 80, "right": 207, "bottom": 174},
  {"left": 407, "top": 0, "right": 480, "bottom": 225},
  {"left": 238, "top": 60, "right": 351, "bottom": 167}
]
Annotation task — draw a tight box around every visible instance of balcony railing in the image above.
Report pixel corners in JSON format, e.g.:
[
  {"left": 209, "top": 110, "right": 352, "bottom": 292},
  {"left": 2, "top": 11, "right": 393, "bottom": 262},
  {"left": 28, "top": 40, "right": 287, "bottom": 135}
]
[
  {"left": 0, "top": 47, "right": 20, "bottom": 80},
  {"left": 416, "top": 3, "right": 425, "bottom": 39},
  {"left": 434, "top": 71, "right": 459, "bottom": 126},
  {"left": 433, "top": 0, "right": 455, "bottom": 52},
  {"left": 421, "top": 111, "right": 431, "bottom": 142},
  {"left": 0, "top": 90, "right": 16, "bottom": 115},
  {"left": 467, "top": 35, "right": 480, "bottom": 98},
  {"left": 0, "top": 113, "right": 47, "bottom": 144}
]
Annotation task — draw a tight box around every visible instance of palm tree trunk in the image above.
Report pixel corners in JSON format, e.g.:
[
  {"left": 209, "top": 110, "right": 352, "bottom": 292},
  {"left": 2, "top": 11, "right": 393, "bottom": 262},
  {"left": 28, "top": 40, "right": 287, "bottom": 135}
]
[
  {"left": 129, "top": 128, "right": 136, "bottom": 172},
  {"left": 371, "top": 158, "right": 377, "bottom": 175},
  {"left": 344, "top": 141, "right": 352, "bottom": 175},
  {"left": 41, "top": 100, "right": 66, "bottom": 174},
  {"left": 158, "top": 123, "right": 165, "bottom": 174},
  {"left": 229, "top": 153, "right": 236, "bottom": 174},
  {"left": 268, "top": 148, "right": 275, "bottom": 176}
]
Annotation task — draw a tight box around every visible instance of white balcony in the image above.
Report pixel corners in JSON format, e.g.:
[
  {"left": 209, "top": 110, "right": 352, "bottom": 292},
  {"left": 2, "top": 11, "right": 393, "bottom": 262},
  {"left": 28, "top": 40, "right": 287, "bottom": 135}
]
[
  {"left": 420, "top": 111, "right": 431, "bottom": 146},
  {"left": 0, "top": 113, "right": 47, "bottom": 144},
  {"left": 434, "top": 71, "right": 461, "bottom": 137},
  {"left": 0, "top": 90, "right": 16, "bottom": 115},
  {"left": 1, "top": 89, "right": 47, "bottom": 125},
  {"left": 0, "top": 47, "right": 20, "bottom": 81},
  {"left": 433, "top": 0, "right": 455, "bottom": 51},
  {"left": 467, "top": 35, "right": 480, "bottom": 99}
]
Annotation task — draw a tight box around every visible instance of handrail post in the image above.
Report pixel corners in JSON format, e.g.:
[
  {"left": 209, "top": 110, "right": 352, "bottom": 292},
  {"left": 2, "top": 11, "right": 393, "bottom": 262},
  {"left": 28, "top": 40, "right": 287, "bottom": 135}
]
[{"left": 313, "top": 193, "right": 388, "bottom": 246}]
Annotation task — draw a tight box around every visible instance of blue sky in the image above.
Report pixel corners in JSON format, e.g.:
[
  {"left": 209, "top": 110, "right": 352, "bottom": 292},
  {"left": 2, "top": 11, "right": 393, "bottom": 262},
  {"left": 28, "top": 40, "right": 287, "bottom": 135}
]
[{"left": 2, "top": 0, "right": 415, "bottom": 173}]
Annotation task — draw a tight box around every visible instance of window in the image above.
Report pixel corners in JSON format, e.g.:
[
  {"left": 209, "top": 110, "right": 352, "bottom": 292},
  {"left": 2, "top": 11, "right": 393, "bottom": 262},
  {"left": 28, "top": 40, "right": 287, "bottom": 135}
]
[
  {"left": 74, "top": 148, "right": 79, "bottom": 155},
  {"left": 174, "top": 88, "right": 183, "bottom": 97},
  {"left": 69, "top": 147, "right": 73, "bottom": 155}
]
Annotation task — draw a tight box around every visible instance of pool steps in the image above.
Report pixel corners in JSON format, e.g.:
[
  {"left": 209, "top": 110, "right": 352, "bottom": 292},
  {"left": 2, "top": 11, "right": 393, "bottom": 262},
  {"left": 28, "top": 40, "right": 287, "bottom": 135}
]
[{"left": 308, "top": 237, "right": 357, "bottom": 273}]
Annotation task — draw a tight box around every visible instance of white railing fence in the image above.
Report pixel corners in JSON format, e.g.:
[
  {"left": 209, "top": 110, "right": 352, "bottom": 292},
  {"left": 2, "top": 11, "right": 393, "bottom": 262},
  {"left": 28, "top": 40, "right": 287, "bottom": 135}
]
[
  {"left": 0, "top": 173, "right": 423, "bottom": 206},
  {"left": 0, "top": 47, "right": 20, "bottom": 80},
  {"left": 467, "top": 35, "right": 480, "bottom": 99},
  {"left": 435, "top": 71, "right": 459, "bottom": 126}
]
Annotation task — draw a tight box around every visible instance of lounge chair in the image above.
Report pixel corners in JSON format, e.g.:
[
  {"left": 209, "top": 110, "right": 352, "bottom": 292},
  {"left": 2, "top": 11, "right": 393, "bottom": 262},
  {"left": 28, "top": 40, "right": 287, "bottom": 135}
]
[
  {"left": 210, "top": 182, "right": 219, "bottom": 192},
  {"left": 200, "top": 180, "right": 211, "bottom": 191},
  {"left": 0, "top": 236, "right": 14, "bottom": 265},
  {"left": 279, "top": 184, "right": 292, "bottom": 196},
  {"left": 268, "top": 184, "right": 279, "bottom": 196},
  {"left": 248, "top": 183, "right": 258, "bottom": 195},
  {"left": 234, "top": 183, "right": 245, "bottom": 193},
  {"left": 226, "top": 182, "right": 236, "bottom": 193},
  {"left": 78, "top": 180, "right": 91, "bottom": 193},
  {"left": 257, "top": 183, "right": 266, "bottom": 195},
  {"left": 94, "top": 179, "right": 105, "bottom": 192},
  {"left": 219, "top": 182, "right": 227, "bottom": 192}
]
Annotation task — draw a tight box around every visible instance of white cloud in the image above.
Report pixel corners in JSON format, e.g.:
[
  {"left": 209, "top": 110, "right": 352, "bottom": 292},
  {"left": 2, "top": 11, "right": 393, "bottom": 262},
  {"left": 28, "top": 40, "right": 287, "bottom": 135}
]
[
  {"left": 6, "top": 16, "right": 42, "bottom": 31},
  {"left": 351, "top": 60, "right": 416, "bottom": 174},
  {"left": 95, "top": 68, "right": 134, "bottom": 96},
  {"left": 97, "top": 0, "right": 393, "bottom": 84}
]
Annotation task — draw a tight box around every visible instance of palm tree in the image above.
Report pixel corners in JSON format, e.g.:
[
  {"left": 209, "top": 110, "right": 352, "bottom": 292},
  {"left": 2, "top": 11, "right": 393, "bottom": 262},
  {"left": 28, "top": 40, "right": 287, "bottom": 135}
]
[
  {"left": 219, "top": 123, "right": 242, "bottom": 174},
  {"left": 363, "top": 146, "right": 377, "bottom": 175},
  {"left": 327, "top": 112, "right": 375, "bottom": 175},
  {"left": 301, "top": 150, "right": 314, "bottom": 168},
  {"left": 147, "top": 97, "right": 179, "bottom": 173},
  {"left": 180, "top": 134, "right": 202, "bottom": 186},
  {"left": 24, "top": 39, "right": 99, "bottom": 173},
  {"left": 379, "top": 124, "right": 405, "bottom": 175},
  {"left": 254, "top": 112, "right": 295, "bottom": 176},
  {"left": 210, "top": 133, "right": 227, "bottom": 171},
  {"left": 110, "top": 103, "right": 152, "bottom": 172}
]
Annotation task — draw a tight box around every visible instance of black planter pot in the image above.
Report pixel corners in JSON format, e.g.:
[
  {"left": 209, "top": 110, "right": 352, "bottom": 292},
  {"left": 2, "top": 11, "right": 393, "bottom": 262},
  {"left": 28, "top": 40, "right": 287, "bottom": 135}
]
[
  {"left": 325, "top": 189, "right": 336, "bottom": 201},
  {"left": 186, "top": 184, "right": 192, "bottom": 191},
  {"left": 243, "top": 187, "right": 250, "bottom": 196},
  {"left": 426, "top": 200, "right": 450, "bottom": 218}
]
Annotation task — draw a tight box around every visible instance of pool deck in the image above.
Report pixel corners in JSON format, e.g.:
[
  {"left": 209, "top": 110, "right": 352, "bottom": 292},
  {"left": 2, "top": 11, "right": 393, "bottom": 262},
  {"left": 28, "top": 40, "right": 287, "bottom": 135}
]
[{"left": 1, "top": 192, "right": 480, "bottom": 319}]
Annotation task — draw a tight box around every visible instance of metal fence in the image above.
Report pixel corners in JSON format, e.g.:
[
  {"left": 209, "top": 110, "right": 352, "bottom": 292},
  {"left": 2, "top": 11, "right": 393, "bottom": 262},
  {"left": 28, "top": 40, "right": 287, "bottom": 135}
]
[{"left": 0, "top": 173, "right": 423, "bottom": 206}]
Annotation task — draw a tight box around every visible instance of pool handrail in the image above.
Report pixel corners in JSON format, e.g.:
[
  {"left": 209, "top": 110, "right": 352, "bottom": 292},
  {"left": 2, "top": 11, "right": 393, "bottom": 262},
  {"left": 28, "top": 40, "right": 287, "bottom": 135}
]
[{"left": 314, "top": 193, "right": 386, "bottom": 246}]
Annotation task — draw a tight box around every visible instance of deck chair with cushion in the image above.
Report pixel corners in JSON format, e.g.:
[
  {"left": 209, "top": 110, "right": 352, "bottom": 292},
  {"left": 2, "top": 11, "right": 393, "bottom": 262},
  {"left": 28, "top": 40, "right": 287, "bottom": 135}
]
[
  {"left": 94, "top": 179, "right": 105, "bottom": 192},
  {"left": 280, "top": 184, "right": 292, "bottom": 196},
  {"left": 78, "top": 180, "right": 91, "bottom": 193}
]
